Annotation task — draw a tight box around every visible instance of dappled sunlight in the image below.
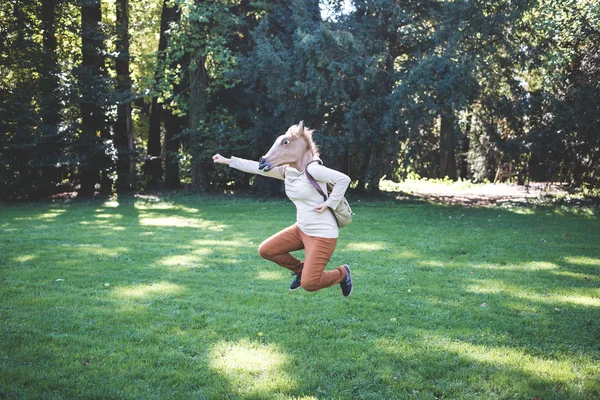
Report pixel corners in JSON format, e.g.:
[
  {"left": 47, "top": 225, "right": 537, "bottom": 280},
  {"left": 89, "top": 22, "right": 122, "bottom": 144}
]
[
  {"left": 418, "top": 260, "right": 446, "bottom": 267},
  {"left": 470, "top": 263, "right": 514, "bottom": 271},
  {"left": 102, "top": 200, "right": 120, "bottom": 208},
  {"left": 469, "top": 262, "right": 558, "bottom": 272},
  {"left": 438, "top": 337, "right": 580, "bottom": 382},
  {"left": 210, "top": 339, "right": 296, "bottom": 397},
  {"left": 564, "top": 256, "right": 600, "bottom": 267},
  {"left": 502, "top": 207, "right": 536, "bottom": 215},
  {"left": 139, "top": 215, "right": 227, "bottom": 231},
  {"left": 80, "top": 219, "right": 127, "bottom": 229},
  {"left": 558, "top": 295, "right": 600, "bottom": 307},
  {"left": 552, "top": 270, "right": 596, "bottom": 281},
  {"left": 346, "top": 242, "right": 387, "bottom": 251},
  {"left": 190, "top": 239, "right": 254, "bottom": 248},
  {"left": 68, "top": 244, "right": 129, "bottom": 257},
  {"left": 36, "top": 209, "right": 67, "bottom": 219},
  {"left": 112, "top": 281, "right": 182, "bottom": 300},
  {"left": 12, "top": 254, "right": 37, "bottom": 263},
  {"left": 160, "top": 254, "right": 201, "bottom": 267},
  {"left": 256, "top": 270, "right": 286, "bottom": 281},
  {"left": 158, "top": 248, "right": 212, "bottom": 268},
  {"left": 522, "top": 261, "right": 559, "bottom": 270},
  {"left": 95, "top": 213, "right": 123, "bottom": 219},
  {"left": 14, "top": 209, "right": 66, "bottom": 221},
  {"left": 466, "top": 279, "right": 506, "bottom": 295},
  {"left": 134, "top": 202, "right": 199, "bottom": 214},
  {"left": 390, "top": 250, "right": 420, "bottom": 259},
  {"left": 466, "top": 279, "right": 600, "bottom": 307},
  {"left": 551, "top": 207, "right": 597, "bottom": 218}
]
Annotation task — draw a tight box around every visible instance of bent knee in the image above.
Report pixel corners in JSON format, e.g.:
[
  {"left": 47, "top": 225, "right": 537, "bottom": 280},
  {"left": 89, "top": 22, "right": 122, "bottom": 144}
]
[
  {"left": 301, "top": 279, "right": 321, "bottom": 292},
  {"left": 257, "top": 243, "right": 273, "bottom": 260}
]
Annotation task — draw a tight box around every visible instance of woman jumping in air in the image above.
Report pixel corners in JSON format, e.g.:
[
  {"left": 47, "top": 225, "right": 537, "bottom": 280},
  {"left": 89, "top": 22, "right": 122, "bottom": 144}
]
[{"left": 212, "top": 121, "right": 353, "bottom": 296}]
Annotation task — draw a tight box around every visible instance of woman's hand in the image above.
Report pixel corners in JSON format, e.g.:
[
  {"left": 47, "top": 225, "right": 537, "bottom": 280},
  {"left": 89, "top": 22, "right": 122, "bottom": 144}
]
[
  {"left": 315, "top": 203, "right": 329, "bottom": 213},
  {"left": 212, "top": 154, "right": 230, "bottom": 165}
]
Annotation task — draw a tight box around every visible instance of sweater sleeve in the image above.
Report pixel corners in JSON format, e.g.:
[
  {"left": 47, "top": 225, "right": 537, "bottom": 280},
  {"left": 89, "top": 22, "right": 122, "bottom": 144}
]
[
  {"left": 306, "top": 164, "right": 351, "bottom": 209},
  {"left": 229, "top": 156, "right": 286, "bottom": 180}
]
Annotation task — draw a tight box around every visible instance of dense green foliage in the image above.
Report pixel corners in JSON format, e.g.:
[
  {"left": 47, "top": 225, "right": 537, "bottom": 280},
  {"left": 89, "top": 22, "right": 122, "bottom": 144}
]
[
  {"left": 1, "top": 0, "right": 599, "bottom": 199},
  {"left": 1, "top": 196, "right": 599, "bottom": 398}
]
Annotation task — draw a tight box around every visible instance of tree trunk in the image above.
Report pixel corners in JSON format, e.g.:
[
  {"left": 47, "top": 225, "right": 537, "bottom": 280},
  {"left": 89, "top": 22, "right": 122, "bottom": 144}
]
[
  {"left": 163, "top": 10, "right": 186, "bottom": 190},
  {"left": 40, "top": 0, "right": 61, "bottom": 192},
  {"left": 146, "top": 98, "right": 163, "bottom": 185},
  {"left": 163, "top": 112, "right": 182, "bottom": 189},
  {"left": 189, "top": 55, "right": 209, "bottom": 191},
  {"left": 458, "top": 115, "right": 471, "bottom": 180},
  {"left": 439, "top": 109, "right": 458, "bottom": 180},
  {"left": 79, "top": 0, "right": 108, "bottom": 197},
  {"left": 145, "top": 0, "right": 177, "bottom": 186},
  {"left": 365, "top": 145, "right": 383, "bottom": 194},
  {"left": 114, "top": 0, "right": 135, "bottom": 191}
]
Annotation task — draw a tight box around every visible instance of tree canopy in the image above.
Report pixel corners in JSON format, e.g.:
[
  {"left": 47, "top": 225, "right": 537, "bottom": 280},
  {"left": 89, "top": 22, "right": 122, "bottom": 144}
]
[{"left": 1, "top": 0, "right": 598, "bottom": 199}]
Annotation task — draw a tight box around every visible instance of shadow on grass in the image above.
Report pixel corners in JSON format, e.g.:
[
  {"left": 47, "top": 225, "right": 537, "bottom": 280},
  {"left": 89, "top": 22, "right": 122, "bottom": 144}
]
[{"left": 1, "top": 196, "right": 599, "bottom": 399}]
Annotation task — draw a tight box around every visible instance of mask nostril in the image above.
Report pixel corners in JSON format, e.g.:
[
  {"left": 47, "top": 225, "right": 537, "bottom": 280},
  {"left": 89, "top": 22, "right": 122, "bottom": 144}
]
[{"left": 258, "top": 157, "right": 269, "bottom": 171}]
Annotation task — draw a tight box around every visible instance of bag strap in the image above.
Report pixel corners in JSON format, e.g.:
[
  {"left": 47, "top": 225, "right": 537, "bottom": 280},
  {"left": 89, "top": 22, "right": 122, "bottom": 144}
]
[{"left": 305, "top": 160, "right": 328, "bottom": 202}]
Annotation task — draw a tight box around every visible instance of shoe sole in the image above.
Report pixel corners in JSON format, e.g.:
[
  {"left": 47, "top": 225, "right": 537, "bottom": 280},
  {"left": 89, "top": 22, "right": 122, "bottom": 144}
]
[
  {"left": 342, "top": 265, "right": 352, "bottom": 297},
  {"left": 290, "top": 274, "right": 302, "bottom": 291}
]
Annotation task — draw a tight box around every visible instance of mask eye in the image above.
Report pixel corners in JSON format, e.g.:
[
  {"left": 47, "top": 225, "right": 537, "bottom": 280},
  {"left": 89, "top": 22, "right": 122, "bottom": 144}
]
[{"left": 282, "top": 139, "right": 290, "bottom": 145}]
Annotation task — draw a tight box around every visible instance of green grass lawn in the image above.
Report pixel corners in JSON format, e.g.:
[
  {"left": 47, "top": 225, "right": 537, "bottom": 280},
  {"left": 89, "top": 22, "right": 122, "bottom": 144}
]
[{"left": 1, "top": 194, "right": 599, "bottom": 399}]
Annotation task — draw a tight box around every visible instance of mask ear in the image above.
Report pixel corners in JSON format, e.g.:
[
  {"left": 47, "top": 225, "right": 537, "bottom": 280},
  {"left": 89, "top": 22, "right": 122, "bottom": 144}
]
[{"left": 297, "top": 121, "right": 305, "bottom": 135}]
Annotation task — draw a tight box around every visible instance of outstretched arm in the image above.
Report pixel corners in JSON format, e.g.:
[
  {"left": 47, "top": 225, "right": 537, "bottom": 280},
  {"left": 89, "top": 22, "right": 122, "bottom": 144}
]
[
  {"left": 213, "top": 154, "right": 230, "bottom": 165},
  {"left": 212, "top": 154, "right": 285, "bottom": 180}
]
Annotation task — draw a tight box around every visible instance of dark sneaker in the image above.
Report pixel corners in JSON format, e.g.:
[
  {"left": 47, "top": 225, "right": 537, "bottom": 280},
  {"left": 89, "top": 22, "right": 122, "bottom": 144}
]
[
  {"left": 340, "top": 265, "right": 352, "bottom": 297},
  {"left": 290, "top": 273, "right": 302, "bottom": 290}
]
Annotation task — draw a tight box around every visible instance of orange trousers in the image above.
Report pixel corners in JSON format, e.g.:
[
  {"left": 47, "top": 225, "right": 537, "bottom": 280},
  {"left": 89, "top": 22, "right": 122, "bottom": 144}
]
[{"left": 258, "top": 224, "right": 346, "bottom": 292}]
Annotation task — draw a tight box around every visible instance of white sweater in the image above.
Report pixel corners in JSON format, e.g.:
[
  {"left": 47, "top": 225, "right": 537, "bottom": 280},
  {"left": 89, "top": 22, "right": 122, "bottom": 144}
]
[{"left": 229, "top": 156, "right": 351, "bottom": 238}]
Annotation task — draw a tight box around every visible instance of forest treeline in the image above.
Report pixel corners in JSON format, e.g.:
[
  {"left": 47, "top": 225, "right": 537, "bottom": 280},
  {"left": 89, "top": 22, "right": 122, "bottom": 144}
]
[{"left": 1, "top": 0, "right": 599, "bottom": 199}]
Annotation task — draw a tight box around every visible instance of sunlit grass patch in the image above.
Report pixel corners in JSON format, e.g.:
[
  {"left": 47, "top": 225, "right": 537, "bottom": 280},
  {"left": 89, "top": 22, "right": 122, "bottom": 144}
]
[
  {"left": 418, "top": 259, "right": 446, "bottom": 267},
  {"left": 101, "top": 200, "right": 120, "bottom": 208},
  {"left": 522, "top": 261, "right": 560, "bottom": 270},
  {"left": 12, "top": 254, "right": 37, "bottom": 263},
  {"left": 256, "top": 270, "right": 286, "bottom": 281},
  {"left": 72, "top": 244, "right": 129, "bottom": 257},
  {"left": 345, "top": 241, "right": 387, "bottom": 251},
  {"left": 191, "top": 239, "right": 254, "bottom": 248},
  {"left": 210, "top": 340, "right": 295, "bottom": 396},
  {"left": 440, "top": 338, "right": 580, "bottom": 382},
  {"left": 36, "top": 209, "right": 67, "bottom": 219},
  {"left": 139, "top": 215, "right": 227, "bottom": 231},
  {"left": 564, "top": 256, "right": 600, "bottom": 267},
  {"left": 159, "top": 253, "right": 206, "bottom": 267},
  {"left": 555, "top": 294, "right": 600, "bottom": 307},
  {"left": 112, "top": 281, "right": 183, "bottom": 300},
  {"left": 134, "top": 201, "right": 199, "bottom": 214},
  {"left": 94, "top": 213, "right": 123, "bottom": 219}
]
